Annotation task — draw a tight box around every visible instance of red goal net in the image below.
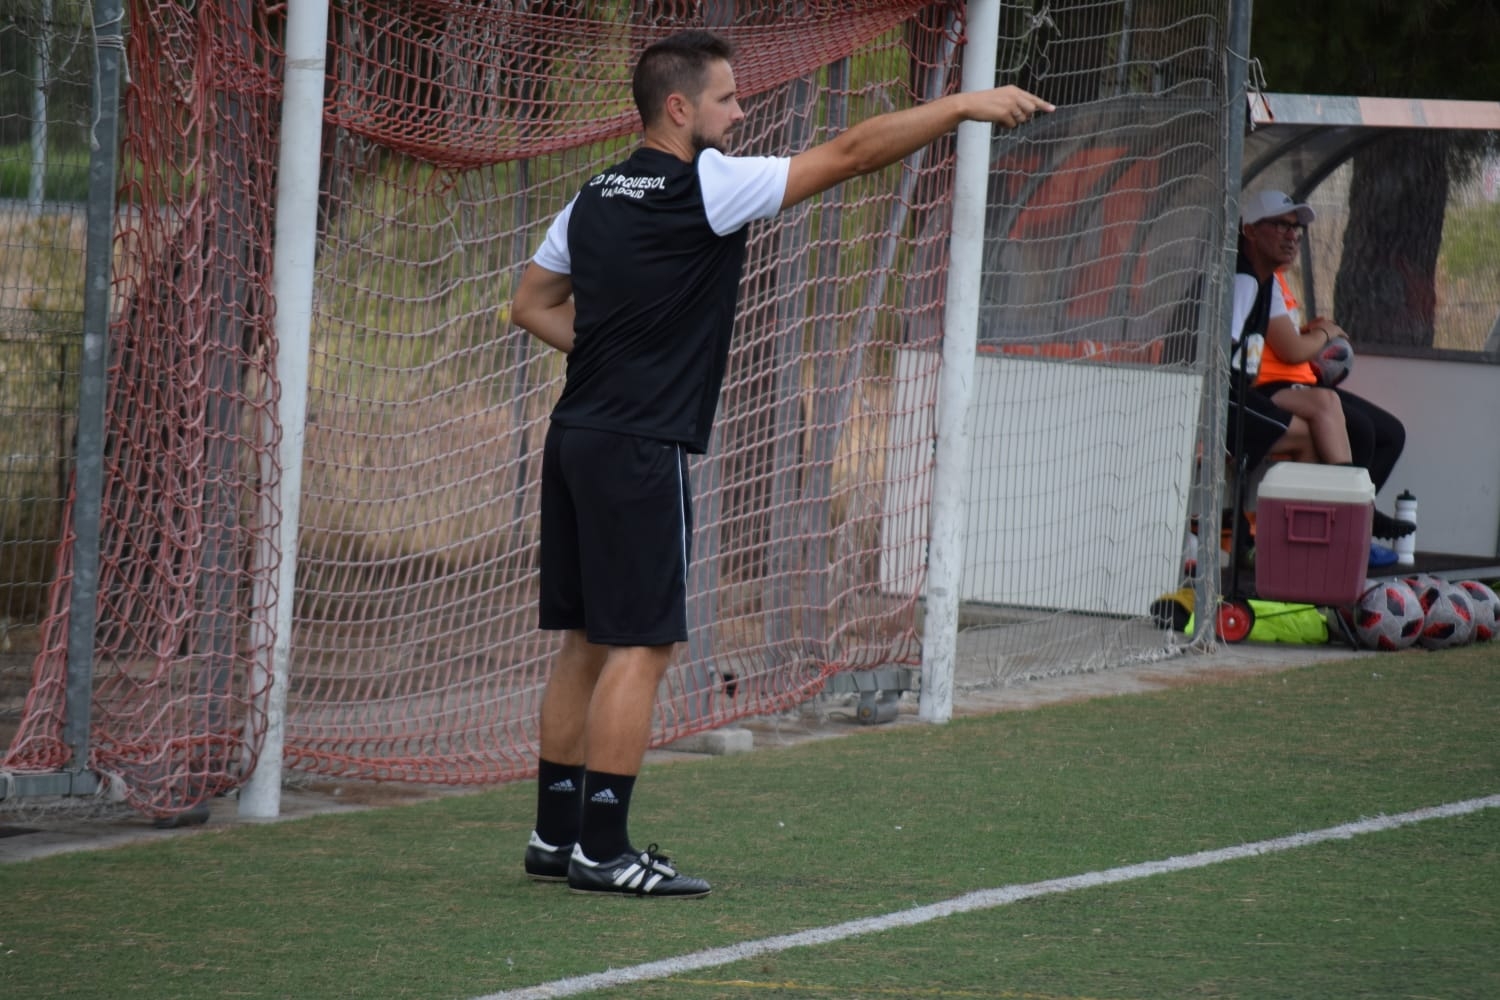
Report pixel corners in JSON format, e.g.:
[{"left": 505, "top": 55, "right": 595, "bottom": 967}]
[{"left": 5, "top": 0, "right": 969, "bottom": 814}]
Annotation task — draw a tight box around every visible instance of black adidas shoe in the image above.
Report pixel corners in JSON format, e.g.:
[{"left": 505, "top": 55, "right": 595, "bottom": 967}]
[
  {"left": 523, "top": 831, "right": 573, "bottom": 882},
  {"left": 567, "top": 843, "right": 711, "bottom": 898}
]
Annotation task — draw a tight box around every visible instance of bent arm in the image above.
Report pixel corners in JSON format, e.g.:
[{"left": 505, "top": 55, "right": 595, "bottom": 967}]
[
  {"left": 1305, "top": 317, "right": 1349, "bottom": 342},
  {"left": 1265, "top": 314, "right": 1348, "bottom": 364},
  {"left": 1263, "top": 314, "right": 1324, "bottom": 363},
  {"left": 512, "top": 263, "right": 576, "bottom": 354},
  {"left": 782, "top": 86, "right": 1053, "bottom": 209}
]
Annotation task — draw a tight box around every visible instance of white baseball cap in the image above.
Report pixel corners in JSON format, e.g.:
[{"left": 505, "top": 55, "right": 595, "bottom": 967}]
[{"left": 1241, "top": 189, "right": 1316, "bottom": 226}]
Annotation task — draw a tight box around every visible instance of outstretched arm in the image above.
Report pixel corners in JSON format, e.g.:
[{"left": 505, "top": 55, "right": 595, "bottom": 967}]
[
  {"left": 512, "top": 262, "right": 576, "bottom": 354},
  {"left": 781, "top": 86, "right": 1053, "bottom": 209}
]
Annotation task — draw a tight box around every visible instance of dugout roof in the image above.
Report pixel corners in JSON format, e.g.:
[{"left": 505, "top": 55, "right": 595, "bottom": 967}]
[
  {"left": 1242, "top": 91, "right": 1500, "bottom": 199},
  {"left": 1243, "top": 91, "right": 1500, "bottom": 352}
]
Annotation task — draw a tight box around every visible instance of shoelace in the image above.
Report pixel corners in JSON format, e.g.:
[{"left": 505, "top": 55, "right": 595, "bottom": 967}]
[{"left": 640, "top": 844, "right": 674, "bottom": 873}]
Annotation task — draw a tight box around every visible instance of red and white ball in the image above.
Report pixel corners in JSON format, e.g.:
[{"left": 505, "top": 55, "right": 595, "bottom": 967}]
[
  {"left": 1454, "top": 580, "right": 1500, "bottom": 642},
  {"left": 1413, "top": 578, "right": 1476, "bottom": 649},
  {"left": 1339, "top": 578, "right": 1424, "bottom": 651},
  {"left": 1310, "top": 336, "right": 1354, "bottom": 387}
]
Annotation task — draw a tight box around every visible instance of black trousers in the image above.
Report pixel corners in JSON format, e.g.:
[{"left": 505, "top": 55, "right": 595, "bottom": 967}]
[
  {"left": 1334, "top": 388, "right": 1405, "bottom": 492},
  {"left": 1257, "top": 382, "right": 1406, "bottom": 492}
]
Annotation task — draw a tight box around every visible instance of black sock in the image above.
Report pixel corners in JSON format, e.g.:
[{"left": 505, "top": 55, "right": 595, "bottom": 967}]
[
  {"left": 579, "top": 770, "right": 636, "bottom": 861},
  {"left": 534, "top": 759, "right": 584, "bottom": 847}
]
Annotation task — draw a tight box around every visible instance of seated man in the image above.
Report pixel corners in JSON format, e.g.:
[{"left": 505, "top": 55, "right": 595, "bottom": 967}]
[
  {"left": 1226, "top": 198, "right": 1352, "bottom": 555},
  {"left": 1223, "top": 331, "right": 1350, "bottom": 566},
  {"left": 1235, "top": 189, "right": 1414, "bottom": 557}
]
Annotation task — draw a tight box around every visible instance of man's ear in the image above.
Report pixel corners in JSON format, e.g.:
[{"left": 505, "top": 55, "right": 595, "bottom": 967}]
[{"left": 665, "top": 93, "right": 691, "bottom": 127}]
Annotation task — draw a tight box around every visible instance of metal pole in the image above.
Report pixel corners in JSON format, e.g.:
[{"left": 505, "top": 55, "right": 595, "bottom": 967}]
[
  {"left": 29, "top": 0, "right": 54, "bottom": 213},
  {"left": 63, "top": 0, "right": 126, "bottom": 773},
  {"left": 918, "top": 0, "right": 1000, "bottom": 724},
  {"left": 1192, "top": 0, "right": 1254, "bottom": 644},
  {"left": 240, "top": 0, "right": 331, "bottom": 819}
]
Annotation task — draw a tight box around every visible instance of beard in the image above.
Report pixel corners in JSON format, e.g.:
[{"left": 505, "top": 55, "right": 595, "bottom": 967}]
[{"left": 691, "top": 128, "right": 730, "bottom": 155}]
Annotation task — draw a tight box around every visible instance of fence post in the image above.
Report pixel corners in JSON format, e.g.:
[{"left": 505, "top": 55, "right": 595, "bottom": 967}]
[
  {"left": 61, "top": 0, "right": 126, "bottom": 775},
  {"left": 240, "top": 0, "right": 330, "bottom": 819},
  {"left": 918, "top": 0, "right": 1000, "bottom": 723},
  {"left": 1192, "top": 0, "right": 1254, "bottom": 644},
  {"left": 28, "top": 0, "right": 54, "bottom": 213}
]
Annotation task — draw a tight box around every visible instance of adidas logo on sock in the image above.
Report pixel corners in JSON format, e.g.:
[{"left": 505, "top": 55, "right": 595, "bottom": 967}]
[
  {"left": 590, "top": 788, "right": 619, "bottom": 805},
  {"left": 547, "top": 778, "right": 577, "bottom": 793}
]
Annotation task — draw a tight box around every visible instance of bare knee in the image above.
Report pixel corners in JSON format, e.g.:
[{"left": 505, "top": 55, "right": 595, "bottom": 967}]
[
  {"left": 602, "top": 643, "right": 678, "bottom": 685},
  {"left": 556, "top": 630, "right": 609, "bottom": 683},
  {"left": 1278, "top": 416, "right": 1318, "bottom": 463},
  {"left": 1307, "top": 387, "right": 1343, "bottom": 421}
]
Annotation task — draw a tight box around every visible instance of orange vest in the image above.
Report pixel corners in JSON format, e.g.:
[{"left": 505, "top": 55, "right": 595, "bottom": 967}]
[{"left": 1253, "top": 271, "right": 1317, "bottom": 387}]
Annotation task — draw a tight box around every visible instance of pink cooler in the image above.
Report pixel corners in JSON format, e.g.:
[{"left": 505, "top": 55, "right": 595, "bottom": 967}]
[{"left": 1254, "top": 464, "right": 1374, "bottom": 606}]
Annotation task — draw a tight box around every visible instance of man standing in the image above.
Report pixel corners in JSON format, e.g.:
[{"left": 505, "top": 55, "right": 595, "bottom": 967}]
[{"left": 511, "top": 29, "right": 1051, "bottom": 898}]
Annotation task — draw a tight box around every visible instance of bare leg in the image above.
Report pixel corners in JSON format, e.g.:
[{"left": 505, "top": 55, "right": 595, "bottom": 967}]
[
  {"left": 534, "top": 636, "right": 710, "bottom": 895},
  {"left": 585, "top": 643, "right": 676, "bottom": 776},
  {"left": 1270, "top": 385, "right": 1352, "bottom": 464},
  {"left": 537, "top": 629, "right": 608, "bottom": 766},
  {"left": 536, "top": 634, "right": 676, "bottom": 774},
  {"left": 1264, "top": 414, "right": 1318, "bottom": 463}
]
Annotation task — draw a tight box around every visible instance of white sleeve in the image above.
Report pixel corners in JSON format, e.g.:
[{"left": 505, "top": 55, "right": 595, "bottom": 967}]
[
  {"left": 1269, "top": 287, "right": 1290, "bottom": 320},
  {"left": 1230, "top": 274, "right": 1259, "bottom": 345},
  {"left": 697, "top": 149, "right": 790, "bottom": 236},
  {"left": 532, "top": 197, "right": 576, "bottom": 273}
]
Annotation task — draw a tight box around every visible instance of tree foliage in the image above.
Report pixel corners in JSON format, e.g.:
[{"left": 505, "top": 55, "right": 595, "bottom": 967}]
[
  {"left": 1249, "top": 0, "right": 1500, "bottom": 101},
  {"left": 0, "top": 0, "right": 95, "bottom": 149}
]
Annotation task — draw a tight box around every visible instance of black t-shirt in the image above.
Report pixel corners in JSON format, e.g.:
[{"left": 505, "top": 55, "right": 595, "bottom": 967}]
[{"left": 533, "top": 147, "right": 787, "bottom": 453}]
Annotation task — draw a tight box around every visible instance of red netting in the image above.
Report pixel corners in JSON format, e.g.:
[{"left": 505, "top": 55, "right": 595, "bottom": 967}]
[
  {"left": 282, "top": 0, "right": 965, "bottom": 784},
  {"left": 326, "top": 0, "right": 944, "bottom": 167},
  {"left": 3, "top": 0, "right": 284, "bottom": 815},
  {"left": 5, "top": 0, "right": 966, "bottom": 811}
]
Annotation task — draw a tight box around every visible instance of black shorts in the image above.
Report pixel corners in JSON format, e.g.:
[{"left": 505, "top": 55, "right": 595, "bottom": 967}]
[
  {"left": 1226, "top": 379, "right": 1293, "bottom": 472},
  {"left": 538, "top": 424, "right": 692, "bottom": 646}
]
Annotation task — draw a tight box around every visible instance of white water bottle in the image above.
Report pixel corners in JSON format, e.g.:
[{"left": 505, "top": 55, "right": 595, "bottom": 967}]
[{"left": 1394, "top": 490, "right": 1417, "bottom": 566}]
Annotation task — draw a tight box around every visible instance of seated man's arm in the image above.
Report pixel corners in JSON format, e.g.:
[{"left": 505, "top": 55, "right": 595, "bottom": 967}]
[{"left": 1264, "top": 313, "right": 1328, "bottom": 363}]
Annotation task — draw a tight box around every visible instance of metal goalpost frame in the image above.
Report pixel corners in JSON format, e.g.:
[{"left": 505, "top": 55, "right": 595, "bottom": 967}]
[
  {"left": 0, "top": 0, "right": 125, "bottom": 804},
  {"left": 1191, "top": 0, "right": 1254, "bottom": 648},
  {"left": 1, "top": 0, "right": 1258, "bottom": 808},
  {"left": 920, "top": 0, "right": 1251, "bottom": 699},
  {"left": 918, "top": 0, "right": 1001, "bottom": 723},
  {"left": 240, "top": 0, "right": 332, "bottom": 820}
]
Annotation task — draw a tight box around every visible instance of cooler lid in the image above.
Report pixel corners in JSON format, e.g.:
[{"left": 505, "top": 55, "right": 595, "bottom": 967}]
[{"left": 1256, "top": 463, "right": 1376, "bottom": 504}]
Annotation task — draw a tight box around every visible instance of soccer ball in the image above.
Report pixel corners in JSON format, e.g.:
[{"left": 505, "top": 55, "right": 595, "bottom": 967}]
[
  {"left": 1454, "top": 580, "right": 1500, "bottom": 642},
  {"left": 1415, "top": 579, "right": 1476, "bottom": 649},
  {"left": 1338, "top": 578, "right": 1424, "bottom": 651},
  {"left": 1310, "top": 336, "right": 1354, "bottom": 387},
  {"left": 1402, "top": 574, "right": 1444, "bottom": 608}
]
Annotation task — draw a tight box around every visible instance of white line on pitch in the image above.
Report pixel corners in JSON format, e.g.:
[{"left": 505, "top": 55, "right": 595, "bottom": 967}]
[{"left": 473, "top": 794, "right": 1500, "bottom": 1000}]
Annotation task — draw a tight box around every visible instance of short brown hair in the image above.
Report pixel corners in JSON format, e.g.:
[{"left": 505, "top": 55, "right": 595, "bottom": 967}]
[{"left": 632, "top": 30, "right": 734, "bottom": 129}]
